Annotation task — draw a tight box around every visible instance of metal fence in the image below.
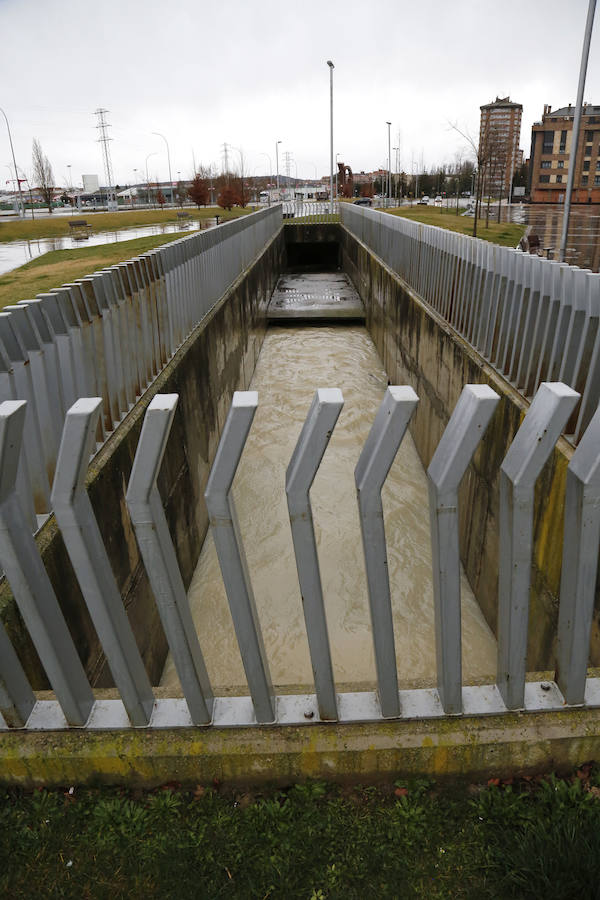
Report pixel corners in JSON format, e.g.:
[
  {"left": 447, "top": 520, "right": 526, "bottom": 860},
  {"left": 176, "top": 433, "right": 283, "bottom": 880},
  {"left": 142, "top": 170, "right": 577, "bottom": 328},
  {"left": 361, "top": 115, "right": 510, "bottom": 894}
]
[
  {"left": 282, "top": 200, "right": 341, "bottom": 223},
  {"left": 0, "top": 205, "right": 282, "bottom": 530},
  {"left": 340, "top": 203, "right": 600, "bottom": 443},
  {"left": 1, "top": 377, "right": 600, "bottom": 732}
]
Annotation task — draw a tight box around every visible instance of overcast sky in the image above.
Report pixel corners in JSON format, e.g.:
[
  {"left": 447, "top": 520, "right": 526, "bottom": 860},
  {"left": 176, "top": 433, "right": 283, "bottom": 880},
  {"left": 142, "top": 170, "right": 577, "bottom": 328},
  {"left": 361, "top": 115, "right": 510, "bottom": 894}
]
[{"left": 2, "top": 0, "right": 600, "bottom": 189}]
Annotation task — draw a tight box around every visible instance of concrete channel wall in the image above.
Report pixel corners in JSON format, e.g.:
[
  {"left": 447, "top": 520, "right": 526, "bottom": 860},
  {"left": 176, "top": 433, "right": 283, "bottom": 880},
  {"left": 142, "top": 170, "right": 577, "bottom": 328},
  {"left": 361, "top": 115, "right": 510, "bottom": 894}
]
[
  {"left": 339, "top": 223, "right": 585, "bottom": 671},
  {"left": 0, "top": 228, "right": 285, "bottom": 688}
]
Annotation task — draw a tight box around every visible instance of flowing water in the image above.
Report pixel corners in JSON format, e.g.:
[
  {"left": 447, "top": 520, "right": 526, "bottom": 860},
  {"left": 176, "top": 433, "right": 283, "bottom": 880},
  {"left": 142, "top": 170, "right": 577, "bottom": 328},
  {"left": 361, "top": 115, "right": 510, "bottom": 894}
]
[{"left": 161, "top": 325, "right": 497, "bottom": 693}]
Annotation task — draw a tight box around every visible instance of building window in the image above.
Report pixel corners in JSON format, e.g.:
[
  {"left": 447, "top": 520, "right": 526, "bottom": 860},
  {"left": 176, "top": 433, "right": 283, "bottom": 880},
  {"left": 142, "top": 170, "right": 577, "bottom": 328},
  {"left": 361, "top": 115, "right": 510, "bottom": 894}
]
[
  {"left": 541, "top": 160, "right": 551, "bottom": 168},
  {"left": 560, "top": 130, "right": 567, "bottom": 152},
  {"left": 539, "top": 175, "right": 551, "bottom": 183},
  {"left": 556, "top": 175, "right": 563, "bottom": 183},
  {"left": 542, "top": 130, "right": 554, "bottom": 154},
  {"left": 595, "top": 175, "right": 600, "bottom": 185},
  {"left": 585, "top": 144, "right": 593, "bottom": 156},
  {"left": 583, "top": 175, "right": 589, "bottom": 185},
  {"left": 584, "top": 160, "right": 591, "bottom": 171},
  {"left": 596, "top": 160, "right": 600, "bottom": 169},
  {"left": 558, "top": 160, "right": 564, "bottom": 168},
  {"left": 586, "top": 130, "right": 594, "bottom": 142}
]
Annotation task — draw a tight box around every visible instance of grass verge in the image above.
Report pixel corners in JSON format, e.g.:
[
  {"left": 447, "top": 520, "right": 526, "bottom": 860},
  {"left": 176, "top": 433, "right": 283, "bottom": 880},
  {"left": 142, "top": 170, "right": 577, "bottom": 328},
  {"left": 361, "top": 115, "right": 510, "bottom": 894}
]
[
  {"left": 2, "top": 765, "right": 599, "bottom": 898},
  {"left": 383, "top": 206, "right": 525, "bottom": 248},
  {"left": 0, "top": 232, "right": 190, "bottom": 309},
  {"left": 0, "top": 206, "right": 254, "bottom": 243}
]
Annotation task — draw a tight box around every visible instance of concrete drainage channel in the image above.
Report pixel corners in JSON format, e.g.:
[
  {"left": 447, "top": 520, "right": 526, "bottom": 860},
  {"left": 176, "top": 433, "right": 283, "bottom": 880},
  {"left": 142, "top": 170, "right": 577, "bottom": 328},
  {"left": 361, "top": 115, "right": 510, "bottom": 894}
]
[{"left": 0, "top": 216, "right": 600, "bottom": 787}]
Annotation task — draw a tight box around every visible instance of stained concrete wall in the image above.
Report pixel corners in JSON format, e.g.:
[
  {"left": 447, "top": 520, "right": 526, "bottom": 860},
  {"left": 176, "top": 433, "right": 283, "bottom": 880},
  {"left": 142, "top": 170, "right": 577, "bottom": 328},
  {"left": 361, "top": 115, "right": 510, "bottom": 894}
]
[
  {"left": 339, "top": 223, "right": 591, "bottom": 672},
  {"left": 0, "top": 228, "right": 285, "bottom": 688}
]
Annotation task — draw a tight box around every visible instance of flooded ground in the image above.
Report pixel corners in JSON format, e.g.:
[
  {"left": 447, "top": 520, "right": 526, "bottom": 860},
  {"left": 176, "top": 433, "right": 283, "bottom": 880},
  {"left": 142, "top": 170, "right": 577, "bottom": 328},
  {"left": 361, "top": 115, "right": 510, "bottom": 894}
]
[
  {"left": 161, "top": 325, "right": 497, "bottom": 693},
  {"left": 500, "top": 202, "right": 600, "bottom": 270},
  {"left": 0, "top": 220, "right": 207, "bottom": 278}
]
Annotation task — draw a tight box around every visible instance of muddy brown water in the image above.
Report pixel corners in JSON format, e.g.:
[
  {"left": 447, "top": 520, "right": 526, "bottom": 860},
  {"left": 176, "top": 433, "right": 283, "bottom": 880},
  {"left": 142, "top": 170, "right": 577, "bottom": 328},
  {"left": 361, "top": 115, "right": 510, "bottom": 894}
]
[{"left": 161, "top": 325, "right": 496, "bottom": 692}]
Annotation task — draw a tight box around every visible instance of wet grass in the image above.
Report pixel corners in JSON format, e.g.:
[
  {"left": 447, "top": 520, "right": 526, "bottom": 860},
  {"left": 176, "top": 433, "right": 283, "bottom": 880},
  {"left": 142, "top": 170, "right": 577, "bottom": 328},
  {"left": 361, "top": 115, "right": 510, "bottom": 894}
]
[
  {"left": 383, "top": 206, "right": 525, "bottom": 248},
  {"left": 0, "top": 232, "right": 189, "bottom": 309},
  {"left": 2, "top": 766, "right": 600, "bottom": 899},
  {"left": 0, "top": 206, "right": 255, "bottom": 243}
]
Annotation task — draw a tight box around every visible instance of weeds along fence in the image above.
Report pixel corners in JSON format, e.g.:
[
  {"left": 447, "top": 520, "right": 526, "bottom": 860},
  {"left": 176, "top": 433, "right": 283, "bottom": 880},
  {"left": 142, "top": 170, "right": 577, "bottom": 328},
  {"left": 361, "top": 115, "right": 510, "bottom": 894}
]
[
  {"left": 341, "top": 204, "right": 600, "bottom": 443},
  {"left": 1, "top": 377, "right": 600, "bottom": 732},
  {"left": 0, "top": 205, "right": 282, "bottom": 529}
]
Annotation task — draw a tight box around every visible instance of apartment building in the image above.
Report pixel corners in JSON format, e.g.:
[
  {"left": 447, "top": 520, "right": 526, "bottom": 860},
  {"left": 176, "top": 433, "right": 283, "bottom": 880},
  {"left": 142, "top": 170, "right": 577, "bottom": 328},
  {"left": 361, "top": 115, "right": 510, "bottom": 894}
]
[
  {"left": 529, "top": 103, "right": 600, "bottom": 203},
  {"left": 479, "top": 97, "right": 523, "bottom": 197}
]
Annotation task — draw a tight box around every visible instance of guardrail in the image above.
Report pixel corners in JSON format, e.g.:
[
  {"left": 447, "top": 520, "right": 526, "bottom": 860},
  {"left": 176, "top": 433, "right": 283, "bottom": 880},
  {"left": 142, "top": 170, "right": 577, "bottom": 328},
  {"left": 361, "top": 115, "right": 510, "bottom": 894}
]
[
  {"left": 1, "top": 379, "right": 599, "bottom": 731},
  {"left": 0, "top": 205, "right": 282, "bottom": 528},
  {"left": 340, "top": 204, "right": 600, "bottom": 443}
]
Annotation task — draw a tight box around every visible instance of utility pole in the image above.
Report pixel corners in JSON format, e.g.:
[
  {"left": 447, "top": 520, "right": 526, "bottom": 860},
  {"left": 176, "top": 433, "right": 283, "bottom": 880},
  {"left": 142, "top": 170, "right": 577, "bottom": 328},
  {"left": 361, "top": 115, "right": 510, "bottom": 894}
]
[
  {"left": 94, "top": 108, "right": 116, "bottom": 210},
  {"left": 386, "top": 121, "right": 391, "bottom": 206},
  {"left": 327, "top": 60, "right": 334, "bottom": 214},
  {"left": 559, "top": 0, "right": 597, "bottom": 262},
  {"left": 1, "top": 108, "right": 25, "bottom": 217}
]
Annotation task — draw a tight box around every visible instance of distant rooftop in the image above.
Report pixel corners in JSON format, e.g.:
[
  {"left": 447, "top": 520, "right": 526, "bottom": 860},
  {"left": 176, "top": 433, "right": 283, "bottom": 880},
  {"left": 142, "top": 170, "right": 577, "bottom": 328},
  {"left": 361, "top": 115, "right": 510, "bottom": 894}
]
[
  {"left": 480, "top": 96, "right": 522, "bottom": 110},
  {"left": 545, "top": 104, "right": 600, "bottom": 118}
]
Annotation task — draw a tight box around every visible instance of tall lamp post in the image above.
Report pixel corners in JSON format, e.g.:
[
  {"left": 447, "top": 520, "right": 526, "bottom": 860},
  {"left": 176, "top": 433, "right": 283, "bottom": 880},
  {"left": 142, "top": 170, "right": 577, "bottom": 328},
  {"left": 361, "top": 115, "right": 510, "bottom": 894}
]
[
  {"left": 275, "top": 140, "right": 282, "bottom": 196},
  {"left": 386, "top": 121, "right": 392, "bottom": 206},
  {"left": 559, "top": 0, "right": 597, "bottom": 262},
  {"left": 327, "top": 60, "right": 334, "bottom": 214},
  {"left": 152, "top": 131, "right": 173, "bottom": 206},
  {"left": 393, "top": 146, "right": 399, "bottom": 202},
  {"left": 0, "top": 107, "right": 24, "bottom": 217},
  {"left": 145, "top": 151, "right": 157, "bottom": 207}
]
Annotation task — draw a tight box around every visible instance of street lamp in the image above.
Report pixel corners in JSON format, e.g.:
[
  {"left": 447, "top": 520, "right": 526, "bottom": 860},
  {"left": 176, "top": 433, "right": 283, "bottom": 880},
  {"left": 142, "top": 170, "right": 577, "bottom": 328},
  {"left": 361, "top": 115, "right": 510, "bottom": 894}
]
[
  {"left": 0, "top": 107, "right": 24, "bottom": 217},
  {"left": 335, "top": 152, "right": 341, "bottom": 199},
  {"left": 327, "top": 60, "right": 334, "bottom": 214},
  {"left": 559, "top": 0, "right": 597, "bottom": 262},
  {"left": 145, "top": 152, "right": 157, "bottom": 207},
  {"left": 386, "top": 121, "right": 391, "bottom": 206},
  {"left": 275, "top": 140, "right": 282, "bottom": 195},
  {"left": 152, "top": 131, "right": 173, "bottom": 206},
  {"left": 393, "top": 146, "right": 399, "bottom": 202}
]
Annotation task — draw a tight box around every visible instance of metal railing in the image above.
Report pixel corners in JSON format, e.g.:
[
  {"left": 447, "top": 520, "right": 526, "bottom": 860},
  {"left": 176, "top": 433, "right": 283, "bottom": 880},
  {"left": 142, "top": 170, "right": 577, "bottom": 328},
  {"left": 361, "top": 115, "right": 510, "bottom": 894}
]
[
  {"left": 282, "top": 200, "right": 340, "bottom": 223},
  {"left": 0, "top": 205, "right": 282, "bottom": 529},
  {"left": 340, "top": 204, "right": 600, "bottom": 443},
  {"left": 1, "top": 378, "right": 600, "bottom": 732}
]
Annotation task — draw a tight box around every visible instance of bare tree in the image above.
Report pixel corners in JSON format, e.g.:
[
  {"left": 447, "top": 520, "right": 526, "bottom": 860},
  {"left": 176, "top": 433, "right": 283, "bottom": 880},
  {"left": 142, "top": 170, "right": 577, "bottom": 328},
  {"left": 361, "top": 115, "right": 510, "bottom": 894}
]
[
  {"left": 448, "top": 121, "right": 494, "bottom": 238},
  {"left": 32, "top": 138, "right": 55, "bottom": 214}
]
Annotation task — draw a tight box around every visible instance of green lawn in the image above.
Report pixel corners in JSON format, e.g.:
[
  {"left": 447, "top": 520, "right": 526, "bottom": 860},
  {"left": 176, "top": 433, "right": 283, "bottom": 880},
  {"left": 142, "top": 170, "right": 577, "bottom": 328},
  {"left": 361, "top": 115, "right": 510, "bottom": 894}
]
[
  {"left": 1, "top": 768, "right": 599, "bottom": 898},
  {"left": 0, "top": 206, "right": 254, "bottom": 243},
  {"left": 383, "top": 205, "right": 525, "bottom": 248},
  {"left": 0, "top": 233, "right": 190, "bottom": 309}
]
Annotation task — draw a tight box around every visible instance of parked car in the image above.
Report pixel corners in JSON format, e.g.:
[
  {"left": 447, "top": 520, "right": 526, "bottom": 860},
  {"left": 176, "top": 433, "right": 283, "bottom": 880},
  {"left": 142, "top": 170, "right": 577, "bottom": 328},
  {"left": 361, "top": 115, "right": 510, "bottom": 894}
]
[
  {"left": 421, "top": 196, "right": 430, "bottom": 204},
  {"left": 353, "top": 197, "right": 373, "bottom": 206}
]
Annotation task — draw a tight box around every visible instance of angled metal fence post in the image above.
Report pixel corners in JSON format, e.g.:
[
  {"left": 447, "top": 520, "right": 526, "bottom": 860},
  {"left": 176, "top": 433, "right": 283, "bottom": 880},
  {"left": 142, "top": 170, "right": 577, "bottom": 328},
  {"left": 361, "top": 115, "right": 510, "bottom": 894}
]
[
  {"left": 17, "top": 299, "right": 66, "bottom": 441},
  {"left": 355, "top": 386, "right": 419, "bottom": 718},
  {"left": 555, "top": 404, "right": 600, "bottom": 705},
  {"left": 0, "top": 620, "right": 36, "bottom": 727},
  {"left": 3, "top": 304, "right": 59, "bottom": 485},
  {"left": 427, "top": 384, "right": 500, "bottom": 714},
  {"left": 0, "top": 400, "right": 94, "bottom": 725},
  {"left": 51, "top": 398, "right": 155, "bottom": 727},
  {"left": 127, "top": 394, "right": 214, "bottom": 725},
  {"left": 497, "top": 382, "right": 579, "bottom": 710},
  {"left": 286, "top": 389, "right": 343, "bottom": 721},
  {"left": 0, "top": 314, "right": 51, "bottom": 514},
  {"left": 205, "top": 391, "right": 275, "bottom": 724}
]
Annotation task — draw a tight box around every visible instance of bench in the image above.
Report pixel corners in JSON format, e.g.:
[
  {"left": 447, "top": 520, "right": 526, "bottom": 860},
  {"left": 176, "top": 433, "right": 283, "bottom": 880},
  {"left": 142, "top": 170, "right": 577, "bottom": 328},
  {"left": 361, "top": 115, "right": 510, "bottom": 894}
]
[
  {"left": 68, "top": 220, "right": 93, "bottom": 233},
  {"left": 176, "top": 212, "right": 191, "bottom": 220}
]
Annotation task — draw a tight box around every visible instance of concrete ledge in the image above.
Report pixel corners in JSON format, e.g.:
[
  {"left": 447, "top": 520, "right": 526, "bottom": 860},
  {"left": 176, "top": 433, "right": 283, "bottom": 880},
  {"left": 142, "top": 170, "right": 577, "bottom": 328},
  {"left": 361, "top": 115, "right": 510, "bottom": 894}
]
[{"left": 1, "top": 706, "right": 600, "bottom": 788}]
